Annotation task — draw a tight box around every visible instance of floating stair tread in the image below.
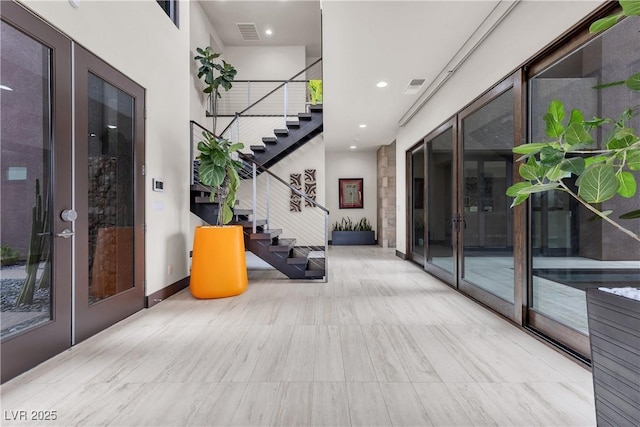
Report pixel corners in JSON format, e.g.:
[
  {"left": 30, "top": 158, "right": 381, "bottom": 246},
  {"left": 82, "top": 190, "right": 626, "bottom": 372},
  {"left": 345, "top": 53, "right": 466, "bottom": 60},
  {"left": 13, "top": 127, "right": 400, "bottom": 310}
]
[
  {"left": 287, "top": 256, "right": 308, "bottom": 265},
  {"left": 233, "top": 208, "right": 253, "bottom": 216},
  {"left": 286, "top": 121, "right": 300, "bottom": 128},
  {"left": 309, "top": 104, "right": 323, "bottom": 112},
  {"left": 250, "top": 145, "right": 266, "bottom": 152},
  {"left": 233, "top": 219, "right": 267, "bottom": 228},
  {"left": 308, "top": 251, "right": 325, "bottom": 259},
  {"left": 269, "top": 238, "right": 296, "bottom": 252},
  {"left": 262, "top": 137, "right": 278, "bottom": 144},
  {"left": 194, "top": 196, "right": 217, "bottom": 204},
  {"left": 305, "top": 270, "right": 325, "bottom": 278},
  {"left": 274, "top": 129, "right": 289, "bottom": 136},
  {"left": 297, "top": 113, "right": 312, "bottom": 120},
  {"left": 250, "top": 229, "right": 282, "bottom": 239}
]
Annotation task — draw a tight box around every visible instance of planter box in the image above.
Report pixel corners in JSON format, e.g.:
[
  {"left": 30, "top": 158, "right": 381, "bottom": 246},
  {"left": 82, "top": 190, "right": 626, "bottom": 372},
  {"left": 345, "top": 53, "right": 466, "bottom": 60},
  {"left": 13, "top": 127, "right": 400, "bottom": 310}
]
[
  {"left": 331, "top": 230, "right": 375, "bottom": 245},
  {"left": 586, "top": 288, "right": 640, "bottom": 427}
]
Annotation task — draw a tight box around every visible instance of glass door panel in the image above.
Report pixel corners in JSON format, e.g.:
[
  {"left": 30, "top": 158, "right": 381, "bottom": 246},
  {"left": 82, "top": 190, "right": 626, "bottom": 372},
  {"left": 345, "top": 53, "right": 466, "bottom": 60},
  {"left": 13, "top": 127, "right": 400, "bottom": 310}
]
[
  {"left": 87, "top": 73, "right": 135, "bottom": 303},
  {"left": 1, "top": 3, "right": 73, "bottom": 382},
  {"left": 1, "top": 19, "right": 53, "bottom": 338},
  {"left": 410, "top": 146, "right": 426, "bottom": 265},
  {"left": 527, "top": 16, "right": 640, "bottom": 350},
  {"left": 426, "top": 128, "right": 454, "bottom": 277},
  {"left": 74, "top": 46, "right": 145, "bottom": 343},
  {"left": 460, "top": 88, "right": 515, "bottom": 305}
]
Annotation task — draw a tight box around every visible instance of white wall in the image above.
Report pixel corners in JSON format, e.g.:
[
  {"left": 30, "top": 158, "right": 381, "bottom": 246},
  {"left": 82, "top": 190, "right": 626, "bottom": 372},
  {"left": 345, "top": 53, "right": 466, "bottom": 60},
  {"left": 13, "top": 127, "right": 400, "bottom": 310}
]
[
  {"left": 394, "top": 0, "right": 605, "bottom": 253},
  {"left": 325, "top": 150, "right": 377, "bottom": 238},
  {"left": 225, "top": 46, "right": 306, "bottom": 80},
  {"left": 20, "top": 0, "right": 192, "bottom": 295}
]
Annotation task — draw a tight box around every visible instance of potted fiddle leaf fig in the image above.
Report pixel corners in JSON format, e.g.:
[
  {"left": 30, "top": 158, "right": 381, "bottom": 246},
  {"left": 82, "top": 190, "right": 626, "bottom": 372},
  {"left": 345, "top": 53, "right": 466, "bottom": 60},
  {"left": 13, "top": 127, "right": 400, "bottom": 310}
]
[
  {"left": 190, "top": 131, "right": 248, "bottom": 300},
  {"left": 194, "top": 46, "right": 237, "bottom": 129}
]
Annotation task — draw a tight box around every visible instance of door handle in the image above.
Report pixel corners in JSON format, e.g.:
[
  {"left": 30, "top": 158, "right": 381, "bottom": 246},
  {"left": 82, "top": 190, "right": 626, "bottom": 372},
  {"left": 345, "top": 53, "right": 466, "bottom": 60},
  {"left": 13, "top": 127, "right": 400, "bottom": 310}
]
[{"left": 56, "top": 229, "right": 75, "bottom": 239}]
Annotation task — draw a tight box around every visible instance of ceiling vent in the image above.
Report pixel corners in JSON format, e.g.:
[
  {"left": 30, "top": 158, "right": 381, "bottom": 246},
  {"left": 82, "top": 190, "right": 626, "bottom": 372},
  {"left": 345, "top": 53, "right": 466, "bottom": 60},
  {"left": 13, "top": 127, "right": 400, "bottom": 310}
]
[
  {"left": 403, "top": 79, "right": 426, "bottom": 95},
  {"left": 236, "top": 23, "right": 260, "bottom": 41}
]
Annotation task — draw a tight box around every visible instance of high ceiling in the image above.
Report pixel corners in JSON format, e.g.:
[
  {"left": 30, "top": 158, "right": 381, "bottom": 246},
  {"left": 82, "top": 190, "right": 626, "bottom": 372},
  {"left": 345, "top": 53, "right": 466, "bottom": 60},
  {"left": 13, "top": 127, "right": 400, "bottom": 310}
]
[{"left": 198, "top": 1, "right": 505, "bottom": 151}]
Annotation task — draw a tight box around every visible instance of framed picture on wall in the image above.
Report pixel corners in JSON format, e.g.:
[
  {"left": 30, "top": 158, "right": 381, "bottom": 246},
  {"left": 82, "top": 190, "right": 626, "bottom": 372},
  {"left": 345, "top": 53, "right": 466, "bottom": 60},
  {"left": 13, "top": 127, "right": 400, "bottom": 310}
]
[{"left": 339, "top": 178, "right": 363, "bottom": 209}]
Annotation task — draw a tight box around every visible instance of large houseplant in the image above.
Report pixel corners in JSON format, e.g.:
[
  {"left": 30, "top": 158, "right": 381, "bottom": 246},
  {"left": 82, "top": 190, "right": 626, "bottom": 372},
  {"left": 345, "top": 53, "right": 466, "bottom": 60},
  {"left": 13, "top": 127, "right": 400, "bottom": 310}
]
[
  {"left": 506, "top": 2, "right": 639, "bottom": 424},
  {"left": 191, "top": 51, "right": 247, "bottom": 299},
  {"left": 194, "top": 46, "right": 237, "bottom": 130}
]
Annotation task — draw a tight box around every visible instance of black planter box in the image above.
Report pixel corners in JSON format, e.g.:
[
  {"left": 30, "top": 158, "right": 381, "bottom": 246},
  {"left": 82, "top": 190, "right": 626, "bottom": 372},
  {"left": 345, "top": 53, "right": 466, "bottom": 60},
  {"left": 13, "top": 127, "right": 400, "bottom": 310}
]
[
  {"left": 586, "top": 287, "right": 640, "bottom": 427},
  {"left": 331, "top": 230, "right": 375, "bottom": 245}
]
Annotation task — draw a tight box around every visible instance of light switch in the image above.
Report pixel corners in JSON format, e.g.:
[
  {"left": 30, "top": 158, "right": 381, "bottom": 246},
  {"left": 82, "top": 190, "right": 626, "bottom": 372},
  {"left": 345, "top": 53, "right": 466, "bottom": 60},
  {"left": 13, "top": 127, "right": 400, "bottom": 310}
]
[{"left": 152, "top": 179, "right": 164, "bottom": 192}]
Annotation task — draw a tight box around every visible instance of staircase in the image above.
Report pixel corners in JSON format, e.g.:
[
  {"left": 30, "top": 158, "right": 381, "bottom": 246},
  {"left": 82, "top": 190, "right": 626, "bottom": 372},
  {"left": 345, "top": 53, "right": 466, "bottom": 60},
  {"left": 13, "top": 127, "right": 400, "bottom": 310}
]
[
  {"left": 249, "top": 104, "right": 323, "bottom": 169},
  {"left": 190, "top": 59, "right": 327, "bottom": 281},
  {"left": 190, "top": 122, "right": 328, "bottom": 281}
]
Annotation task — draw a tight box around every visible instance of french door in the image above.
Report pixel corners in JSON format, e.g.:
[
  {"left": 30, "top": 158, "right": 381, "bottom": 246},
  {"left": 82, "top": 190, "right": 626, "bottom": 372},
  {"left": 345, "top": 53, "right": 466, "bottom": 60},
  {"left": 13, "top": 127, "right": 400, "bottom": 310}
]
[
  {"left": 1, "top": 2, "right": 145, "bottom": 382},
  {"left": 408, "top": 73, "right": 523, "bottom": 322}
]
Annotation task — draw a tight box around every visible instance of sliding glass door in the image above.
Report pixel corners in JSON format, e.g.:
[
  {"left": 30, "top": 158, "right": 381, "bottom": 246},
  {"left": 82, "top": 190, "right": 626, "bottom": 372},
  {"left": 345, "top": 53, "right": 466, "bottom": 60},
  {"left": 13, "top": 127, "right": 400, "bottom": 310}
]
[
  {"left": 424, "top": 124, "right": 456, "bottom": 283},
  {"left": 409, "top": 146, "right": 426, "bottom": 265},
  {"left": 456, "top": 80, "right": 517, "bottom": 319}
]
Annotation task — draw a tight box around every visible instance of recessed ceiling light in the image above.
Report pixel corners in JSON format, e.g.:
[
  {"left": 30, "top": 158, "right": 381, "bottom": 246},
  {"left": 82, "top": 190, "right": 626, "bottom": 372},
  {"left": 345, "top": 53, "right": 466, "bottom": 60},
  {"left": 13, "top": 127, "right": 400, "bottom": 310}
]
[
  {"left": 0, "top": 84, "right": 13, "bottom": 91},
  {"left": 350, "top": 145, "right": 357, "bottom": 149},
  {"left": 376, "top": 81, "right": 388, "bottom": 88},
  {"left": 107, "top": 125, "right": 117, "bottom": 129},
  {"left": 265, "top": 29, "right": 273, "bottom": 36},
  {"left": 359, "top": 124, "right": 367, "bottom": 128}
]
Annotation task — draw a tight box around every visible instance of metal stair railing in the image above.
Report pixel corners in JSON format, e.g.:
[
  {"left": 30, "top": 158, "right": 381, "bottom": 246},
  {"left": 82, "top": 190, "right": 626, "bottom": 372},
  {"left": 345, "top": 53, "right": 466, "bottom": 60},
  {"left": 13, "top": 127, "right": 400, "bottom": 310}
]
[
  {"left": 190, "top": 120, "right": 329, "bottom": 282},
  {"left": 216, "top": 59, "right": 322, "bottom": 150}
]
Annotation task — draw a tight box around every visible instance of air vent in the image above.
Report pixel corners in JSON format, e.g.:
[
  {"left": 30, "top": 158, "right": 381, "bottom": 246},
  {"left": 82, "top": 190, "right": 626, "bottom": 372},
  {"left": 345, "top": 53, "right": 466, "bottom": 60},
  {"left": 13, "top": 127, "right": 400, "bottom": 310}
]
[
  {"left": 236, "top": 23, "right": 260, "bottom": 41},
  {"left": 403, "top": 78, "right": 426, "bottom": 95}
]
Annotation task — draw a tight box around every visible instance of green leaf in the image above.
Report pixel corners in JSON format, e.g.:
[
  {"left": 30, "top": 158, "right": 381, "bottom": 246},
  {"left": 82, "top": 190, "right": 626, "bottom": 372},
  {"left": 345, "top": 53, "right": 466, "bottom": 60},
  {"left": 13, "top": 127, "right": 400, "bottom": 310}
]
[
  {"left": 559, "top": 157, "right": 585, "bottom": 175},
  {"left": 517, "top": 182, "right": 561, "bottom": 195},
  {"left": 543, "top": 100, "right": 565, "bottom": 138},
  {"left": 547, "top": 99, "right": 565, "bottom": 122},
  {"left": 543, "top": 114, "right": 564, "bottom": 138},
  {"left": 607, "top": 135, "right": 636, "bottom": 149},
  {"left": 616, "top": 171, "right": 637, "bottom": 198},
  {"left": 589, "top": 13, "right": 623, "bottom": 33},
  {"left": 519, "top": 163, "right": 540, "bottom": 181},
  {"left": 576, "top": 164, "right": 619, "bottom": 203},
  {"left": 540, "top": 146, "right": 564, "bottom": 166},
  {"left": 626, "top": 72, "right": 640, "bottom": 91},
  {"left": 567, "top": 109, "right": 584, "bottom": 127},
  {"left": 619, "top": 209, "right": 640, "bottom": 219},
  {"left": 512, "top": 142, "right": 551, "bottom": 155},
  {"left": 584, "top": 155, "right": 608, "bottom": 168},
  {"left": 506, "top": 181, "right": 533, "bottom": 197},
  {"left": 626, "top": 151, "right": 640, "bottom": 170},
  {"left": 564, "top": 122, "right": 593, "bottom": 146},
  {"left": 592, "top": 80, "right": 626, "bottom": 90},
  {"left": 545, "top": 164, "right": 568, "bottom": 181},
  {"left": 199, "top": 161, "right": 225, "bottom": 188},
  {"left": 621, "top": 0, "right": 640, "bottom": 16},
  {"left": 228, "top": 143, "right": 244, "bottom": 152},
  {"left": 584, "top": 117, "right": 609, "bottom": 130},
  {"left": 511, "top": 194, "right": 529, "bottom": 207}
]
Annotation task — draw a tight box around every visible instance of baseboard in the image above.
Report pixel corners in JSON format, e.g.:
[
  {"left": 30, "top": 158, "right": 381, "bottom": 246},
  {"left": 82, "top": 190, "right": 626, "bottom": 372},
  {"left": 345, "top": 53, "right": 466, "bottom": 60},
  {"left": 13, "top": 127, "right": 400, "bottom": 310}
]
[
  {"left": 395, "top": 250, "right": 406, "bottom": 260},
  {"left": 145, "top": 276, "right": 189, "bottom": 308}
]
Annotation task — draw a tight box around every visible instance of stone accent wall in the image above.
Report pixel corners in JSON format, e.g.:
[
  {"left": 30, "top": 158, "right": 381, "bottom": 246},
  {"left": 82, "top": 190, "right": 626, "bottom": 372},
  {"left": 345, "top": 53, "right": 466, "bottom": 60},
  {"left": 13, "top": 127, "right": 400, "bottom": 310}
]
[{"left": 377, "top": 142, "right": 396, "bottom": 248}]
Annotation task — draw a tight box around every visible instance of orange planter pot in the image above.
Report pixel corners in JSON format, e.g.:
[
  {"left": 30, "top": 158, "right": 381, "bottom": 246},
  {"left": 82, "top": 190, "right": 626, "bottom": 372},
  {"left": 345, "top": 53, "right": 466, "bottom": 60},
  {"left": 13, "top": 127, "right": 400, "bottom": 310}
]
[{"left": 190, "top": 225, "right": 248, "bottom": 299}]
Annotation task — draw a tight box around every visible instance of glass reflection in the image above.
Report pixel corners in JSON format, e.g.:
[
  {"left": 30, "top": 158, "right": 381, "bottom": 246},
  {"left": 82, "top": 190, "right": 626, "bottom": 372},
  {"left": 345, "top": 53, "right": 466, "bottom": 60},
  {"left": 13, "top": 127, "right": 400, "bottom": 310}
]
[
  {"left": 0, "top": 22, "right": 53, "bottom": 338},
  {"left": 462, "top": 89, "right": 515, "bottom": 302},
  {"left": 427, "top": 128, "right": 454, "bottom": 274},
  {"left": 529, "top": 17, "right": 640, "bottom": 334},
  {"left": 87, "top": 73, "right": 135, "bottom": 303},
  {"left": 411, "top": 146, "right": 425, "bottom": 264}
]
